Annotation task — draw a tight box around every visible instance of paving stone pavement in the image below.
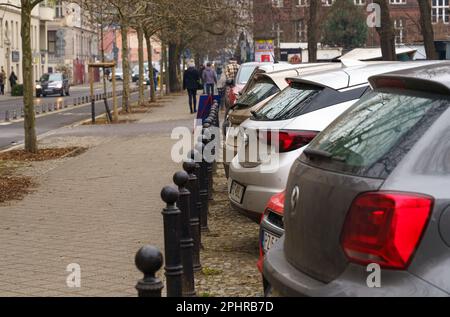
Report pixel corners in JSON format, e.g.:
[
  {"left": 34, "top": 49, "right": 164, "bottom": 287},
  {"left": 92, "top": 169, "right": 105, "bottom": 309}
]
[{"left": 0, "top": 94, "right": 196, "bottom": 297}]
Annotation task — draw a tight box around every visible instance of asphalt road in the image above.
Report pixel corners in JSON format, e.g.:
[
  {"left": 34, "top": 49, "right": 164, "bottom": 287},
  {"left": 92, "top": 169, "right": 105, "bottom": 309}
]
[{"left": 0, "top": 83, "right": 144, "bottom": 150}]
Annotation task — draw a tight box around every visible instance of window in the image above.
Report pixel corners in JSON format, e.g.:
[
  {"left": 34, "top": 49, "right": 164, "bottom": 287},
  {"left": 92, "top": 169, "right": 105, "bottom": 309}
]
[
  {"left": 48, "top": 31, "right": 56, "bottom": 54},
  {"left": 394, "top": 19, "right": 405, "bottom": 44},
  {"left": 272, "top": 0, "right": 284, "bottom": 7},
  {"left": 389, "top": 0, "right": 407, "bottom": 4},
  {"left": 55, "top": 1, "right": 63, "bottom": 18},
  {"left": 354, "top": 0, "right": 366, "bottom": 5},
  {"left": 235, "top": 80, "right": 280, "bottom": 110},
  {"left": 296, "top": 20, "right": 307, "bottom": 42},
  {"left": 432, "top": 0, "right": 450, "bottom": 24},
  {"left": 322, "top": 0, "right": 335, "bottom": 6},
  {"left": 297, "top": 0, "right": 308, "bottom": 6},
  {"left": 302, "top": 91, "right": 450, "bottom": 179}
]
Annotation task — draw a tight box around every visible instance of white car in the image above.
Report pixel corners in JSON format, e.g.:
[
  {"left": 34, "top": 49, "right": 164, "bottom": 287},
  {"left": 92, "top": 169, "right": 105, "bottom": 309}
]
[{"left": 228, "top": 60, "right": 444, "bottom": 221}]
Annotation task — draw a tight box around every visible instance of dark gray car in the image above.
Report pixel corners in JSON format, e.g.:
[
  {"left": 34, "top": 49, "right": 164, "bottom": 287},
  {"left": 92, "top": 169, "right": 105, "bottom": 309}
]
[{"left": 264, "top": 62, "right": 450, "bottom": 297}]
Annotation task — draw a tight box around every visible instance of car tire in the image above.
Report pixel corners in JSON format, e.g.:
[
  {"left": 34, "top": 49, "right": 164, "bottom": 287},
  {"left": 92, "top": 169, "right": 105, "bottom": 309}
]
[
  {"left": 60, "top": 88, "right": 65, "bottom": 97},
  {"left": 65, "top": 88, "right": 70, "bottom": 96},
  {"left": 36, "top": 92, "right": 41, "bottom": 98},
  {"left": 42, "top": 93, "right": 47, "bottom": 98}
]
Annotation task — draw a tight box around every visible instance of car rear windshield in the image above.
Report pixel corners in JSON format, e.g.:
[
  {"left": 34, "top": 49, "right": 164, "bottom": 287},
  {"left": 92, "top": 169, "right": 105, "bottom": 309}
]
[
  {"left": 234, "top": 80, "right": 280, "bottom": 110},
  {"left": 252, "top": 83, "right": 367, "bottom": 121},
  {"left": 301, "top": 90, "right": 450, "bottom": 179}
]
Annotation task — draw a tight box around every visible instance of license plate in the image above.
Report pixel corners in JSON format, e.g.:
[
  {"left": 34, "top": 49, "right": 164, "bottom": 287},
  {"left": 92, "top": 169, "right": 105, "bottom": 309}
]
[
  {"left": 230, "top": 181, "right": 245, "bottom": 204},
  {"left": 263, "top": 231, "right": 279, "bottom": 254}
]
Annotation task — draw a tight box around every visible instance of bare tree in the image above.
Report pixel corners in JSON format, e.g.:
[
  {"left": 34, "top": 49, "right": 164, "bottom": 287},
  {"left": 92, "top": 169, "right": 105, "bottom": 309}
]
[
  {"left": 417, "top": 0, "right": 438, "bottom": 60},
  {"left": 0, "top": 0, "right": 46, "bottom": 153},
  {"left": 374, "top": 0, "right": 397, "bottom": 61}
]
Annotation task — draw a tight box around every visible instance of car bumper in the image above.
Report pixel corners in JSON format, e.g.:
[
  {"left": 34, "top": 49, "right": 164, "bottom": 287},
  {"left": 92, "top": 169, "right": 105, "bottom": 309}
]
[
  {"left": 228, "top": 150, "right": 300, "bottom": 216},
  {"left": 264, "top": 237, "right": 449, "bottom": 297},
  {"left": 258, "top": 218, "right": 284, "bottom": 273},
  {"left": 43, "top": 88, "right": 62, "bottom": 94}
]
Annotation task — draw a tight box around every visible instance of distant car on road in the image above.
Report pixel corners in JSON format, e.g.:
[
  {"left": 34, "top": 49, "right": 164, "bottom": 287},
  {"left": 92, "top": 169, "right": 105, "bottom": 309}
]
[{"left": 36, "top": 73, "right": 70, "bottom": 97}]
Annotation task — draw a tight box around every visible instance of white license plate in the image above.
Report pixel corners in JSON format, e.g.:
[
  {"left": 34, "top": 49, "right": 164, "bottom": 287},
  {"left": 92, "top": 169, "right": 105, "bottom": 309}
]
[
  {"left": 230, "top": 181, "right": 245, "bottom": 204},
  {"left": 263, "top": 231, "right": 280, "bottom": 253}
]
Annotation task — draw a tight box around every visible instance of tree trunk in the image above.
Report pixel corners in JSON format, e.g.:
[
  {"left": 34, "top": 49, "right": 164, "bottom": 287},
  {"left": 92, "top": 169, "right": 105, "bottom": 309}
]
[
  {"left": 307, "top": 0, "right": 320, "bottom": 63},
  {"left": 21, "top": 3, "right": 37, "bottom": 153},
  {"left": 374, "top": 0, "right": 397, "bottom": 61},
  {"left": 121, "top": 23, "right": 130, "bottom": 112},
  {"left": 418, "top": 0, "right": 438, "bottom": 60},
  {"left": 162, "top": 42, "right": 170, "bottom": 95},
  {"left": 168, "top": 42, "right": 181, "bottom": 92},
  {"left": 137, "top": 27, "right": 145, "bottom": 105},
  {"left": 144, "top": 29, "right": 156, "bottom": 102}
]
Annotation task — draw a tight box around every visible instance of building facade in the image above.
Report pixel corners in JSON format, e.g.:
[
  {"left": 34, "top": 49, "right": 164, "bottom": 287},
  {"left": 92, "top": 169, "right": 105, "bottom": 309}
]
[
  {"left": 0, "top": 0, "right": 52, "bottom": 92},
  {"left": 253, "top": 0, "right": 450, "bottom": 57},
  {"left": 46, "top": 1, "right": 99, "bottom": 85}
]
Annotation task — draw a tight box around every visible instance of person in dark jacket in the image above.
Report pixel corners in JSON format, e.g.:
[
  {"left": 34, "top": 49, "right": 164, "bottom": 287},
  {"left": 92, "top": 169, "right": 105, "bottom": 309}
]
[{"left": 183, "top": 61, "right": 200, "bottom": 114}]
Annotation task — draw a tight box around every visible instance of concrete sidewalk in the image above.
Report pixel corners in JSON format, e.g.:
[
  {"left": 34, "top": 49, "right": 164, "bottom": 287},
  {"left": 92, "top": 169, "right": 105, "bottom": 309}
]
[{"left": 0, "top": 93, "right": 194, "bottom": 297}]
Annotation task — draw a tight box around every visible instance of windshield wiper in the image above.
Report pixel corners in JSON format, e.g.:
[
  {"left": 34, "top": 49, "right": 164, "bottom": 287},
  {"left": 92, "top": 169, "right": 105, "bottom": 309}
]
[
  {"left": 251, "top": 111, "right": 268, "bottom": 120},
  {"left": 303, "top": 148, "right": 346, "bottom": 162}
]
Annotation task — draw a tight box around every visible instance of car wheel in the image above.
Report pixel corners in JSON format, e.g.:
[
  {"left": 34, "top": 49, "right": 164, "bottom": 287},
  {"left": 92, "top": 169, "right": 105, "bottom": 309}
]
[
  {"left": 65, "top": 88, "right": 70, "bottom": 96},
  {"left": 42, "top": 93, "right": 47, "bottom": 98},
  {"left": 36, "top": 92, "right": 41, "bottom": 98},
  {"left": 60, "top": 88, "right": 65, "bottom": 97}
]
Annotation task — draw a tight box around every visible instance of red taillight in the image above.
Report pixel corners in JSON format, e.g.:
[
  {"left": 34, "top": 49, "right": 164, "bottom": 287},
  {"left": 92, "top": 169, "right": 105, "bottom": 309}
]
[
  {"left": 267, "top": 191, "right": 285, "bottom": 215},
  {"left": 260, "top": 130, "right": 319, "bottom": 153},
  {"left": 341, "top": 192, "right": 433, "bottom": 270}
]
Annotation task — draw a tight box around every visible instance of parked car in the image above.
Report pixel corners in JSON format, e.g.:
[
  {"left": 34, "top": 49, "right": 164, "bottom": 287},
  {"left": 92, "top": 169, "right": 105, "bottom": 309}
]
[
  {"left": 223, "top": 63, "right": 339, "bottom": 177},
  {"left": 228, "top": 61, "right": 442, "bottom": 222},
  {"left": 264, "top": 62, "right": 450, "bottom": 297},
  {"left": 36, "top": 73, "right": 70, "bottom": 97},
  {"left": 258, "top": 191, "right": 285, "bottom": 273},
  {"left": 233, "top": 62, "right": 266, "bottom": 96},
  {"left": 111, "top": 68, "right": 124, "bottom": 81}
]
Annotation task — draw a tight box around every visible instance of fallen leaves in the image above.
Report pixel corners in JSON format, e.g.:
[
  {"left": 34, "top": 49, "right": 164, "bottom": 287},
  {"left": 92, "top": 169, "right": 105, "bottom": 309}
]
[
  {"left": 0, "top": 176, "right": 35, "bottom": 203},
  {"left": 0, "top": 147, "right": 87, "bottom": 162}
]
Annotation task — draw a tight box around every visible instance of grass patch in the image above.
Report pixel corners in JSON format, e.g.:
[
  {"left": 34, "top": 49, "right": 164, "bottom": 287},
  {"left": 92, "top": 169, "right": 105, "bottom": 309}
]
[{"left": 201, "top": 267, "right": 223, "bottom": 276}]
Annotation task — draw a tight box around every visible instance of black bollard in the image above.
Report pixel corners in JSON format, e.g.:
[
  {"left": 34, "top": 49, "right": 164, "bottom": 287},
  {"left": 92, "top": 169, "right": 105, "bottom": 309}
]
[
  {"left": 202, "top": 127, "right": 214, "bottom": 201},
  {"left": 161, "top": 186, "right": 184, "bottom": 297},
  {"left": 183, "top": 160, "right": 202, "bottom": 272},
  {"left": 135, "top": 245, "right": 164, "bottom": 297},
  {"left": 173, "top": 171, "right": 196, "bottom": 297},
  {"left": 194, "top": 142, "right": 209, "bottom": 232},
  {"left": 5, "top": 110, "right": 9, "bottom": 122}
]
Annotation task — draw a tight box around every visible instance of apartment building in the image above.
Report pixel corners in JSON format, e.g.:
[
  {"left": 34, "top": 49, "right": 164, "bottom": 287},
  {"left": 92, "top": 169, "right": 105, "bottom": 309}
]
[
  {"left": 0, "top": 1, "right": 52, "bottom": 92},
  {"left": 254, "top": 0, "right": 450, "bottom": 58}
]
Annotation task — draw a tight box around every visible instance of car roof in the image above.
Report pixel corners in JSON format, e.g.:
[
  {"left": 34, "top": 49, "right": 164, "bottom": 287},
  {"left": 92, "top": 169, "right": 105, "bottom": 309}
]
[
  {"left": 288, "top": 61, "right": 445, "bottom": 90},
  {"left": 256, "top": 63, "right": 341, "bottom": 89},
  {"left": 369, "top": 62, "right": 450, "bottom": 95}
]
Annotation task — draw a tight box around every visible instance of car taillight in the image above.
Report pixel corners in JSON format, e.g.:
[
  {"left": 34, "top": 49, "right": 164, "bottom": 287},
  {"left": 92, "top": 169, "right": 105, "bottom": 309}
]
[
  {"left": 341, "top": 192, "right": 433, "bottom": 270},
  {"left": 260, "top": 130, "right": 319, "bottom": 153}
]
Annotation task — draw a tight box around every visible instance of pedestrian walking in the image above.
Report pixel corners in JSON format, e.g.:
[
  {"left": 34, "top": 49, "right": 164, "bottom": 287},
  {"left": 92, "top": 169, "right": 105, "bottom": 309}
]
[
  {"left": 199, "top": 64, "right": 206, "bottom": 94},
  {"left": 202, "top": 62, "right": 217, "bottom": 96},
  {"left": 0, "top": 67, "right": 5, "bottom": 95},
  {"left": 183, "top": 61, "right": 201, "bottom": 114},
  {"left": 224, "top": 57, "right": 240, "bottom": 84},
  {"left": 9, "top": 68, "right": 18, "bottom": 92},
  {"left": 217, "top": 71, "right": 227, "bottom": 111}
]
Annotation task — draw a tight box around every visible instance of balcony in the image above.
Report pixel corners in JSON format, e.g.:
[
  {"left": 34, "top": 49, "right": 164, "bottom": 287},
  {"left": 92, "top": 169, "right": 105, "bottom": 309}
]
[{"left": 39, "top": 6, "right": 55, "bottom": 21}]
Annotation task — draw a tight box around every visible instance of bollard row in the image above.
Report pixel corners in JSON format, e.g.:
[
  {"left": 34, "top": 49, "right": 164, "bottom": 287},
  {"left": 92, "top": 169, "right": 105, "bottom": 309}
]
[{"left": 135, "top": 101, "right": 221, "bottom": 297}]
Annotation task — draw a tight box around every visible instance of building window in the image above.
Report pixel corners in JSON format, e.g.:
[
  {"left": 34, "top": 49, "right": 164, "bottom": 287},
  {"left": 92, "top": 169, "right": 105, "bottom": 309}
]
[
  {"left": 296, "top": 20, "right": 307, "bottom": 42},
  {"left": 354, "top": 0, "right": 366, "bottom": 5},
  {"left": 272, "top": 0, "right": 284, "bottom": 7},
  {"left": 297, "top": 0, "right": 308, "bottom": 6},
  {"left": 48, "top": 31, "right": 56, "bottom": 54},
  {"left": 432, "top": 0, "right": 450, "bottom": 24},
  {"left": 322, "top": 0, "right": 335, "bottom": 6},
  {"left": 394, "top": 19, "right": 405, "bottom": 44},
  {"left": 389, "top": 0, "right": 407, "bottom": 4},
  {"left": 55, "top": 1, "right": 63, "bottom": 18}
]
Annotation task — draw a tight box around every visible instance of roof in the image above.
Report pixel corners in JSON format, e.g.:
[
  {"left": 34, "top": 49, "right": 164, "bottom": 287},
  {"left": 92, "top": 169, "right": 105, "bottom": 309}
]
[
  {"left": 288, "top": 61, "right": 445, "bottom": 90},
  {"left": 339, "top": 47, "right": 417, "bottom": 61},
  {"left": 369, "top": 62, "right": 450, "bottom": 95}
]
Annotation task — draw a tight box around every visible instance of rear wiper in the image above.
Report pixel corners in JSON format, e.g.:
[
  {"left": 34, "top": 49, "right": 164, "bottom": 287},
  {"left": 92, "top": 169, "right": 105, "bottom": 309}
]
[{"left": 303, "top": 148, "right": 346, "bottom": 162}]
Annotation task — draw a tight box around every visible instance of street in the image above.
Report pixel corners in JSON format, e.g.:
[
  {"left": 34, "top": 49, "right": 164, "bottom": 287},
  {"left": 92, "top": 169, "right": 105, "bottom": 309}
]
[{"left": 0, "top": 82, "right": 143, "bottom": 150}]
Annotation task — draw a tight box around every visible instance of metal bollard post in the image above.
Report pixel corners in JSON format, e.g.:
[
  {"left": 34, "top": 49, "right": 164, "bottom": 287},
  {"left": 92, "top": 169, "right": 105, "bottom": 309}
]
[
  {"left": 173, "top": 171, "right": 196, "bottom": 297},
  {"left": 183, "top": 159, "right": 202, "bottom": 272},
  {"left": 12, "top": 109, "right": 17, "bottom": 120},
  {"left": 20, "top": 108, "right": 24, "bottom": 118},
  {"left": 202, "top": 126, "right": 214, "bottom": 201},
  {"left": 161, "top": 186, "right": 184, "bottom": 297},
  {"left": 5, "top": 110, "right": 9, "bottom": 122},
  {"left": 194, "top": 142, "right": 209, "bottom": 232},
  {"left": 135, "top": 245, "right": 164, "bottom": 297}
]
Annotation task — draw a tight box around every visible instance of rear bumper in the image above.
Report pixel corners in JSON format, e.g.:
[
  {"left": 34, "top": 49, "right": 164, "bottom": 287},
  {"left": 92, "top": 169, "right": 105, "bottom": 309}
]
[{"left": 264, "top": 238, "right": 449, "bottom": 297}]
